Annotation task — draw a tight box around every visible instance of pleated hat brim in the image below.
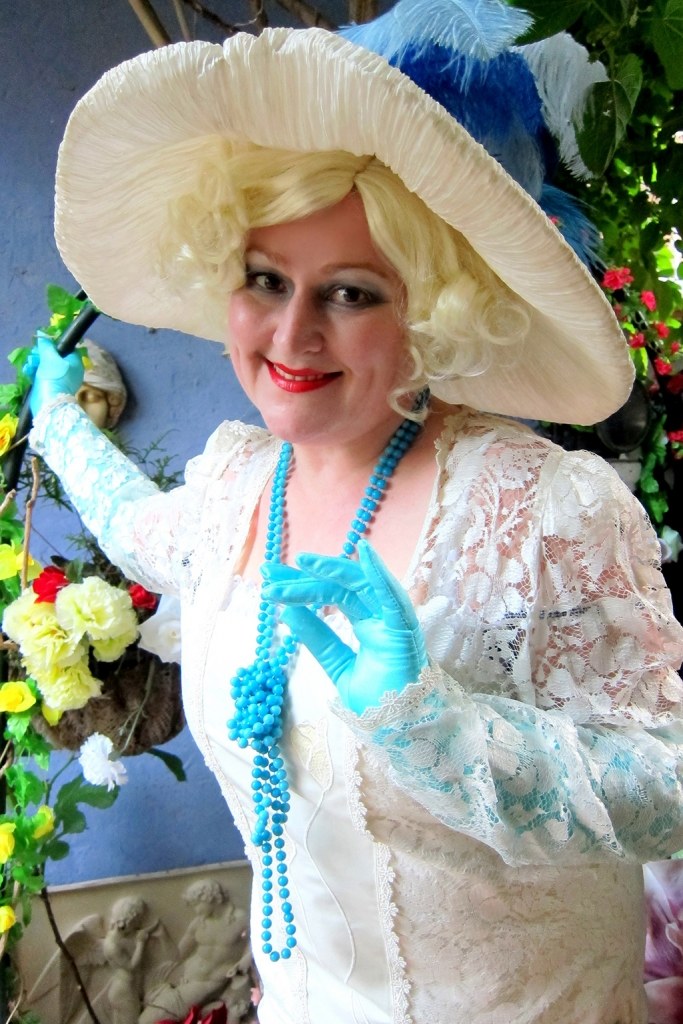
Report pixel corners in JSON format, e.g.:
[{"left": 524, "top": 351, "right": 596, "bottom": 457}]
[{"left": 55, "top": 27, "right": 633, "bottom": 424}]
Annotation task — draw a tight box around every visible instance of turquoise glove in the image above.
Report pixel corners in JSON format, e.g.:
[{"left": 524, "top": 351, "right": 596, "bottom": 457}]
[
  {"left": 261, "top": 540, "right": 427, "bottom": 715},
  {"left": 24, "top": 334, "right": 85, "bottom": 417}
]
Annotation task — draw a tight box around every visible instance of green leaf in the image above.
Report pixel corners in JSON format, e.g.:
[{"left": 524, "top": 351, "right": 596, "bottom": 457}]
[
  {"left": 5, "top": 767, "right": 46, "bottom": 811},
  {"left": 45, "top": 284, "right": 84, "bottom": 322},
  {"left": 58, "top": 807, "right": 87, "bottom": 835},
  {"left": 511, "top": 0, "right": 589, "bottom": 39},
  {"left": 54, "top": 775, "right": 119, "bottom": 816},
  {"left": 147, "top": 747, "right": 187, "bottom": 782},
  {"left": 44, "top": 838, "right": 70, "bottom": 862},
  {"left": 4, "top": 713, "right": 33, "bottom": 744},
  {"left": 0, "top": 384, "right": 22, "bottom": 407},
  {"left": 11, "top": 866, "right": 45, "bottom": 894},
  {"left": 630, "top": 345, "right": 650, "bottom": 380},
  {"left": 651, "top": 0, "right": 683, "bottom": 89},
  {"left": 7, "top": 346, "right": 33, "bottom": 371},
  {"left": 576, "top": 55, "right": 643, "bottom": 173}
]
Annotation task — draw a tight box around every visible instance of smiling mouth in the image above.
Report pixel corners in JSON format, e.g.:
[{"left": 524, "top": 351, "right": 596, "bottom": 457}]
[{"left": 267, "top": 361, "right": 342, "bottom": 392}]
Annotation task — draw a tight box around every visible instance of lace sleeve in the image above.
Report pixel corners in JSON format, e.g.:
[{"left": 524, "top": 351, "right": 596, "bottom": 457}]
[
  {"left": 29, "top": 397, "right": 184, "bottom": 593},
  {"left": 334, "top": 447, "right": 683, "bottom": 866}
]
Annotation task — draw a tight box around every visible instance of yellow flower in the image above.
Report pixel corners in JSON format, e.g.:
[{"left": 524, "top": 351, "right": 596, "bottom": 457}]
[
  {"left": 4, "top": 589, "right": 87, "bottom": 676},
  {"left": 0, "top": 906, "right": 16, "bottom": 933},
  {"left": 0, "top": 680, "right": 36, "bottom": 713},
  {"left": 0, "top": 823, "right": 16, "bottom": 864},
  {"left": 41, "top": 703, "right": 63, "bottom": 726},
  {"left": 56, "top": 576, "right": 139, "bottom": 645},
  {"left": 0, "top": 544, "right": 39, "bottom": 583},
  {"left": 0, "top": 413, "right": 18, "bottom": 457},
  {"left": 37, "top": 658, "right": 101, "bottom": 712},
  {"left": 91, "top": 627, "right": 138, "bottom": 663},
  {"left": 32, "top": 805, "right": 55, "bottom": 839}
]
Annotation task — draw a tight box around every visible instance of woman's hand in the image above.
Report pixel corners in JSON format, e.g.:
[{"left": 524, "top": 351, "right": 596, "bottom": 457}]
[
  {"left": 23, "top": 334, "right": 85, "bottom": 416},
  {"left": 261, "top": 540, "right": 427, "bottom": 715}
]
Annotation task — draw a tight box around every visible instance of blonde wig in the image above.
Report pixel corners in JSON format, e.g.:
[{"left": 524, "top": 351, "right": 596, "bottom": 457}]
[{"left": 159, "top": 142, "right": 529, "bottom": 417}]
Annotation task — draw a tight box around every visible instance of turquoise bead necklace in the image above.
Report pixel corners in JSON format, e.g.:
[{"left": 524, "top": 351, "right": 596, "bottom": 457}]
[{"left": 227, "top": 414, "right": 423, "bottom": 962}]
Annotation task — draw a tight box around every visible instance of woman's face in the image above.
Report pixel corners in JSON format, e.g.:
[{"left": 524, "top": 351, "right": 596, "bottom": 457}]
[{"left": 227, "top": 192, "right": 408, "bottom": 451}]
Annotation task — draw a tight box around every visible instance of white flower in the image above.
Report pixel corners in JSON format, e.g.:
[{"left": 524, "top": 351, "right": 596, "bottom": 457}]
[
  {"left": 660, "top": 526, "right": 682, "bottom": 564},
  {"left": 79, "top": 733, "right": 128, "bottom": 791},
  {"left": 137, "top": 596, "right": 181, "bottom": 663}
]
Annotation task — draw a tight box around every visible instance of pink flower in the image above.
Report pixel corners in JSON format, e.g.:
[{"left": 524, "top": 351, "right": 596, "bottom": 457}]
[
  {"left": 656, "top": 322, "right": 671, "bottom": 339},
  {"left": 644, "top": 861, "right": 683, "bottom": 1024},
  {"left": 641, "top": 290, "right": 657, "bottom": 311},
  {"left": 655, "top": 358, "right": 673, "bottom": 376},
  {"left": 602, "top": 267, "right": 634, "bottom": 290},
  {"left": 630, "top": 333, "right": 646, "bottom": 348}
]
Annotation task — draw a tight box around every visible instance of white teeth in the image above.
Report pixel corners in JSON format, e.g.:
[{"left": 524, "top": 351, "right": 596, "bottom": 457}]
[{"left": 274, "top": 366, "right": 326, "bottom": 382}]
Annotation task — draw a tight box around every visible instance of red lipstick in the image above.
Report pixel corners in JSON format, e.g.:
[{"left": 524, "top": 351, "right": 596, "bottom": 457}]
[{"left": 267, "top": 361, "right": 341, "bottom": 393}]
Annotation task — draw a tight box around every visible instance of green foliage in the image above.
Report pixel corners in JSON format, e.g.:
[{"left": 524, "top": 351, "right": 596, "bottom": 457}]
[
  {"left": 517, "top": 0, "right": 681, "bottom": 285},
  {"left": 0, "top": 285, "right": 185, "bottom": 965}
]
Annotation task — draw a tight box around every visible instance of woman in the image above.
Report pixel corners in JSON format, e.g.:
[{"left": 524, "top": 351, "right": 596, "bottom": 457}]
[{"left": 22, "top": 1, "right": 683, "bottom": 1021}]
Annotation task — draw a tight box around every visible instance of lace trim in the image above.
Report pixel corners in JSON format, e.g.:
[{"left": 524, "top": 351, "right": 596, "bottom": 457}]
[{"left": 373, "top": 843, "right": 412, "bottom": 1024}]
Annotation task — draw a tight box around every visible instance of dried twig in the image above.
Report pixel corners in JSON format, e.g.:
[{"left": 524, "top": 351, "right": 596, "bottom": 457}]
[
  {"left": 349, "top": 0, "right": 378, "bottom": 21},
  {"left": 172, "top": 0, "right": 192, "bottom": 39},
  {"left": 0, "top": 490, "right": 16, "bottom": 519},
  {"left": 126, "top": 0, "right": 172, "bottom": 46},
  {"left": 272, "top": 0, "right": 335, "bottom": 29},
  {"left": 20, "top": 460, "right": 40, "bottom": 593},
  {"left": 39, "top": 888, "right": 103, "bottom": 1024},
  {"left": 249, "top": 0, "right": 269, "bottom": 29},
  {"left": 181, "top": 0, "right": 240, "bottom": 35}
]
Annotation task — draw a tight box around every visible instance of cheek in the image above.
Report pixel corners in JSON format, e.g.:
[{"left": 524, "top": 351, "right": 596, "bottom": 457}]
[{"left": 227, "top": 295, "right": 263, "bottom": 359}]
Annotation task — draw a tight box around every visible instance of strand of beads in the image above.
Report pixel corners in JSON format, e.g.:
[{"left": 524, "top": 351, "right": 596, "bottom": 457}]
[
  {"left": 342, "top": 419, "right": 422, "bottom": 557},
  {"left": 227, "top": 442, "right": 297, "bottom": 962},
  {"left": 226, "top": 417, "right": 422, "bottom": 965}
]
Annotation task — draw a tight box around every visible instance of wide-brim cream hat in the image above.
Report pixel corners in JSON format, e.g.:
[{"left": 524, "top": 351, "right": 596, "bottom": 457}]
[{"left": 54, "top": 10, "right": 633, "bottom": 425}]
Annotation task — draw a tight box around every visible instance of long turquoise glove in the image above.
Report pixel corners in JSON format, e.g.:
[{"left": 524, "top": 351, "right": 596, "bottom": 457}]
[
  {"left": 261, "top": 541, "right": 427, "bottom": 715},
  {"left": 23, "top": 334, "right": 85, "bottom": 417}
]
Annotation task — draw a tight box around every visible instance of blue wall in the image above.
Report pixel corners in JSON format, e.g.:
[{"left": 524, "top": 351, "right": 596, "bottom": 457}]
[{"left": 1, "top": 1, "right": 265, "bottom": 883}]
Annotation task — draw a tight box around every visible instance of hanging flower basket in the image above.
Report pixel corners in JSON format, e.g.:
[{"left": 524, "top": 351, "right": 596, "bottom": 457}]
[{"left": 30, "top": 642, "right": 183, "bottom": 755}]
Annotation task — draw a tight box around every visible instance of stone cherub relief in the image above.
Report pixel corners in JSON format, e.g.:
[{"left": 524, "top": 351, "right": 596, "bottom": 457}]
[
  {"left": 28, "top": 881, "right": 253, "bottom": 1024},
  {"left": 75, "top": 339, "right": 128, "bottom": 430}
]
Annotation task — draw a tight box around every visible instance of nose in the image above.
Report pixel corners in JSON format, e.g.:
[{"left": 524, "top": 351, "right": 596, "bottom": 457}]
[{"left": 272, "top": 290, "right": 323, "bottom": 356}]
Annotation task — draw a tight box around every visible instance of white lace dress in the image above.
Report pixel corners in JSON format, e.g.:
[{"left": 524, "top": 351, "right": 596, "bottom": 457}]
[{"left": 31, "top": 399, "right": 683, "bottom": 1024}]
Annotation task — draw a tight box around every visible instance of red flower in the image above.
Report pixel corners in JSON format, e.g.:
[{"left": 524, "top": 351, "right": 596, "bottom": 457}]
[
  {"left": 128, "top": 584, "right": 159, "bottom": 611},
  {"left": 32, "top": 566, "right": 69, "bottom": 604},
  {"left": 671, "top": 342, "right": 681, "bottom": 354},
  {"left": 602, "top": 267, "right": 634, "bottom": 290},
  {"left": 640, "top": 290, "right": 657, "bottom": 311},
  {"left": 668, "top": 430, "right": 683, "bottom": 444},
  {"left": 655, "top": 322, "right": 671, "bottom": 339},
  {"left": 667, "top": 374, "right": 683, "bottom": 395},
  {"left": 654, "top": 357, "right": 672, "bottom": 376},
  {"left": 629, "top": 333, "right": 646, "bottom": 348}
]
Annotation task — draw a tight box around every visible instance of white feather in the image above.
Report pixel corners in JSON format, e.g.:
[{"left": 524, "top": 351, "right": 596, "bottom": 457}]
[
  {"left": 341, "top": 0, "right": 533, "bottom": 62},
  {"left": 517, "top": 33, "right": 608, "bottom": 179}
]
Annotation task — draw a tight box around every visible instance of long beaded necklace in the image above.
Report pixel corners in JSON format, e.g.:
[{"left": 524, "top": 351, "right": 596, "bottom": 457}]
[{"left": 227, "top": 415, "right": 422, "bottom": 962}]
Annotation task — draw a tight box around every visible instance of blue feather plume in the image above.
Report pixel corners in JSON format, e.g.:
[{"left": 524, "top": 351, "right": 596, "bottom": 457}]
[
  {"left": 539, "top": 185, "right": 602, "bottom": 267},
  {"left": 340, "top": 0, "right": 532, "bottom": 62},
  {"left": 340, "top": 0, "right": 602, "bottom": 266}
]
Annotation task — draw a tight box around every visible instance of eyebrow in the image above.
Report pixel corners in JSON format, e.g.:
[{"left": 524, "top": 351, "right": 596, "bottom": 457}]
[{"left": 244, "top": 248, "right": 398, "bottom": 282}]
